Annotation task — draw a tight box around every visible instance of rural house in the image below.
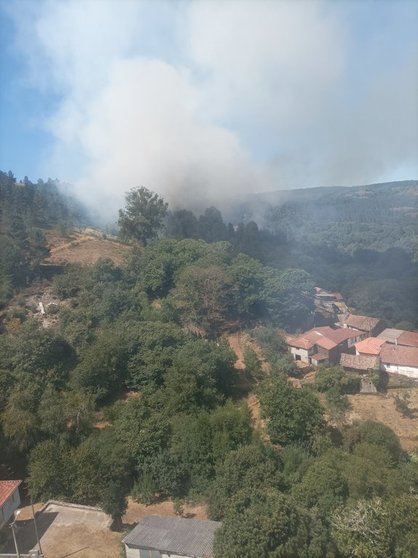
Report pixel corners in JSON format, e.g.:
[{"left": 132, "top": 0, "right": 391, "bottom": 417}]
[
  {"left": 337, "top": 313, "right": 384, "bottom": 337},
  {"left": 377, "top": 328, "right": 418, "bottom": 348},
  {"left": 287, "top": 326, "right": 364, "bottom": 365},
  {"left": 313, "top": 287, "right": 348, "bottom": 326},
  {"left": 123, "top": 516, "right": 221, "bottom": 558},
  {"left": 379, "top": 344, "right": 418, "bottom": 379},
  {"left": 0, "top": 480, "right": 21, "bottom": 530},
  {"left": 355, "top": 337, "right": 386, "bottom": 356}
]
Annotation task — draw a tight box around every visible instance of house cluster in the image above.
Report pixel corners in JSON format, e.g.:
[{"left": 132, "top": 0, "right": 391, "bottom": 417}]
[{"left": 288, "top": 306, "right": 418, "bottom": 379}]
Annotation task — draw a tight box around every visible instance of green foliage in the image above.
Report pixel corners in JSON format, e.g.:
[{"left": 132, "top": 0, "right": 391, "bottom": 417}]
[
  {"left": 72, "top": 328, "right": 134, "bottom": 402},
  {"left": 169, "top": 264, "right": 233, "bottom": 337},
  {"left": 259, "top": 375, "right": 325, "bottom": 446},
  {"left": 332, "top": 498, "right": 392, "bottom": 558},
  {"left": 214, "top": 488, "right": 327, "bottom": 558},
  {"left": 345, "top": 420, "right": 403, "bottom": 464},
  {"left": 118, "top": 186, "right": 168, "bottom": 245},
  {"left": 28, "top": 440, "right": 73, "bottom": 500},
  {"left": 127, "top": 322, "right": 186, "bottom": 390},
  {"left": 293, "top": 450, "right": 348, "bottom": 516},
  {"left": 208, "top": 444, "right": 283, "bottom": 520},
  {"left": 243, "top": 346, "right": 262, "bottom": 381},
  {"left": 394, "top": 392, "right": 413, "bottom": 418}
]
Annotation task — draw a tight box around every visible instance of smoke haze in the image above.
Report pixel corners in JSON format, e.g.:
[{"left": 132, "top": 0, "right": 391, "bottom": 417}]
[{"left": 5, "top": 0, "right": 418, "bottom": 218}]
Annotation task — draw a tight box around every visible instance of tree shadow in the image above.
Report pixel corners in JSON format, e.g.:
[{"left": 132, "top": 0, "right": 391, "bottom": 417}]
[{"left": 1, "top": 511, "right": 58, "bottom": 554}]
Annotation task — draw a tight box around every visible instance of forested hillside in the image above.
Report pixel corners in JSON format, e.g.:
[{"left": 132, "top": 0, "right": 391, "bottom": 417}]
[
  {"left": 0, "top": 171, "right": 86, "bottom": 305},
  {"left": 1, "top": 178, "right": 418, "bottom": 557}
]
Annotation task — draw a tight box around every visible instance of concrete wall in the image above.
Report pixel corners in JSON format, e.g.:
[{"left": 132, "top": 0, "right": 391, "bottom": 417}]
[
  {"left": 290, "top": 347, "right": 310, "bottom": 363},
  {"left": 0, "top": 488, "right": 21, "bottom": 530},
  {"left": 382, "top": 363, "right": 418, "bottom": 379}
]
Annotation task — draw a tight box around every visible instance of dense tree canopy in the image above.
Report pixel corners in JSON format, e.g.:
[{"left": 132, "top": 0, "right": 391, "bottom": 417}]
[{"left": 118, "top": 186, "right": 168, "bottom": 245}]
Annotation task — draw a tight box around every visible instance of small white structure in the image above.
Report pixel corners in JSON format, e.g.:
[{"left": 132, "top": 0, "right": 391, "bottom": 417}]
[
  {"left": 0, "top": 480, "right": 22, "bottom": 530},
  {"left": 123, "top": 516, "right": 221, "bottom": 558}
]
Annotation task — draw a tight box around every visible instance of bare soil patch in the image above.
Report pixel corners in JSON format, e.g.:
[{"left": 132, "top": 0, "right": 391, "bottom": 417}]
[
  {"left": 123, "top": 497, "right": 208, "bottom": 526},
  {"left": 2, "top": 502, "right": 121, "bottom": 558},
  {"left": 347, "top": 387, "right": 418, "bottom": 450},
  {"left": 45, "top": 229, "right": 132, "bottom": 267}
]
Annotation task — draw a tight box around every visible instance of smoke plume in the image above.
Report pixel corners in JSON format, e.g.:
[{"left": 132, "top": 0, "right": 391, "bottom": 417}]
[{"left": 5, "top": 0, "right": 418, "bottom": 219}]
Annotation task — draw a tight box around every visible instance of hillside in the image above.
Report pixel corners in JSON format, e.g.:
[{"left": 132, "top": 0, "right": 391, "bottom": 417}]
[{"left": 44, "top": 229, "right": 132, "bottom": 267}]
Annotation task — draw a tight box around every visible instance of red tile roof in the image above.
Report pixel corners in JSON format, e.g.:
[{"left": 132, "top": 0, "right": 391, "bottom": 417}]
[
  {"left": 288, "top": 327, "right": 361, "bottom": 351},
  {"left": 340, "top": 313, "right": 381, "bottom": 332},
  {"left": 313, "top": 326, "right": 362, "bottom": 344},
  {"left": 397, "top": 331, "right": 418, "bottom": 348},
  {"left": 380, "top": 344, "right": 418, "bottom": 368},
  {"left": 0, "top": 480, "right": 22, "bottom": 508},
  {"left": 355, "top": 337, "right": 386, "bottom": 355},
  {"left": 310, "top": 352, "right": 328, "bottom": 362}
]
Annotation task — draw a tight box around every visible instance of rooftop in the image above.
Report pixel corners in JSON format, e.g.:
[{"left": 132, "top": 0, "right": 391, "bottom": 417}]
[
  {"left": 123, "top": 516, "right": 221, "bottom": 558},
  {"left": 377, "top": 328, "right": 404, "bottom": 342},
  {"left": 339, "top": 313, "right": 381, "bottom": 332},
  {"left": 340, "top": 353, "right": 379, "bottom": 371},
  {"left": 288, "top": 326, "right": 362, "bottom": 351},
  {"left": 0, "top": 480, "right": 22, "bottom": 508},
  {"left": 380, "top": 344, "right": 418, "bottom": 368},
  {"left": 355, "top": 337, "right": 386, "bottom": 355},
  {"left": 397, "top": 331, "right": 418, "bottom": 348}
]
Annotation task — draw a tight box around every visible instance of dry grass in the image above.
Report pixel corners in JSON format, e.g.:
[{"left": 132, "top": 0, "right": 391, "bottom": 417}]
[
  {"left": 123, "top": 497, "right": 208, "bottom": 525},
  {"left": 44, "top": 229, "right": 132, "bottom": 267},
  {"left": 346, "top": 387, "right": 418, "bottom": 451}
]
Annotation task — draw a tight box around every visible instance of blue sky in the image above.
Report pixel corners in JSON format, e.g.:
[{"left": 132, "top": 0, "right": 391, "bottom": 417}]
[{"left": 0, "top": 0, "right": 417, "bottom": 211}]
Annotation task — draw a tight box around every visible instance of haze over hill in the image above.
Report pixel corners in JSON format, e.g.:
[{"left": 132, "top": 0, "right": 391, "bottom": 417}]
[{"left": 1, "top": 1, "right": 417, "bottom": 218}]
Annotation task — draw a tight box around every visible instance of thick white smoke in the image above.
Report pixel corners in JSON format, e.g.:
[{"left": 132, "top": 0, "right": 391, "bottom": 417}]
[{"left": 5, "top": 0, "right": 418, "bottom": 219}]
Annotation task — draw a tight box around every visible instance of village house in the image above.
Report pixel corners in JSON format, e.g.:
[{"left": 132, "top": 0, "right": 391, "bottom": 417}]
[
  {"left": 377, "top": 328, "right": 418, "bottom": 348},
  {"left": 337, "top": 313, "right": 384, "bottom": 337},
  {"left": 0, "top": 480, "right": 22, "bottom": 530},
  {"left": 379, "top": 344, "right": 418, "bottom": 379},
  {"left": 287, "top": 326, "right": 365, "bottom": 365},
  {"left": 313, "top": 287, "right": 348, "bottom": 326},
  {"left": 123, "top": 516, "right": 221, "bottom": 558},
  {"left": 354, "top": 337, "right": 386, "bottom": 356}
]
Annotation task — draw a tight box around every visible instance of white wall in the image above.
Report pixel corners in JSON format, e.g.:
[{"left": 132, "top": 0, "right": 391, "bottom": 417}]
[
  {"left": 125, "top": 546, "right": 191, "bottom": 558},
  {"left": 382, "top": 363, "right": 418, "bottom": 379},
  {"left": 290, "top": 347, "right": 310, "bottom": 363}
]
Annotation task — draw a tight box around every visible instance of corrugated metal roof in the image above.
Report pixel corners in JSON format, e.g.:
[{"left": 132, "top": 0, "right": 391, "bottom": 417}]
[
  {"left": 123, "top": 516, "right": 221, "bottom": 558},
  {"left": 0, "top": 480, "right": 21, "bottom": 508}
]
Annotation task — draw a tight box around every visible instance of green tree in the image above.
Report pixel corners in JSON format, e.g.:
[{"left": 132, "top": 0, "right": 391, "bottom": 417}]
[
  {"left": 209, "top": 443, "right": 283, "bottom": 520},
  {"left": 28, "top": 440, "right": 72, "bottom": 500},
  {"left": 118, "top": 186, "right": 168, "bottom": 245},
  {"left": 169, "top": 265, "right": 233, "bottom": 337},
  {"left": 332, "top": 498, "right": 392, "bottom": 558},
  {"left": 259, "top": 375, "right": 325, "bottom": 446},
  {"left": 214, "top": 489, "right": 324, "bottom": 558}
]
